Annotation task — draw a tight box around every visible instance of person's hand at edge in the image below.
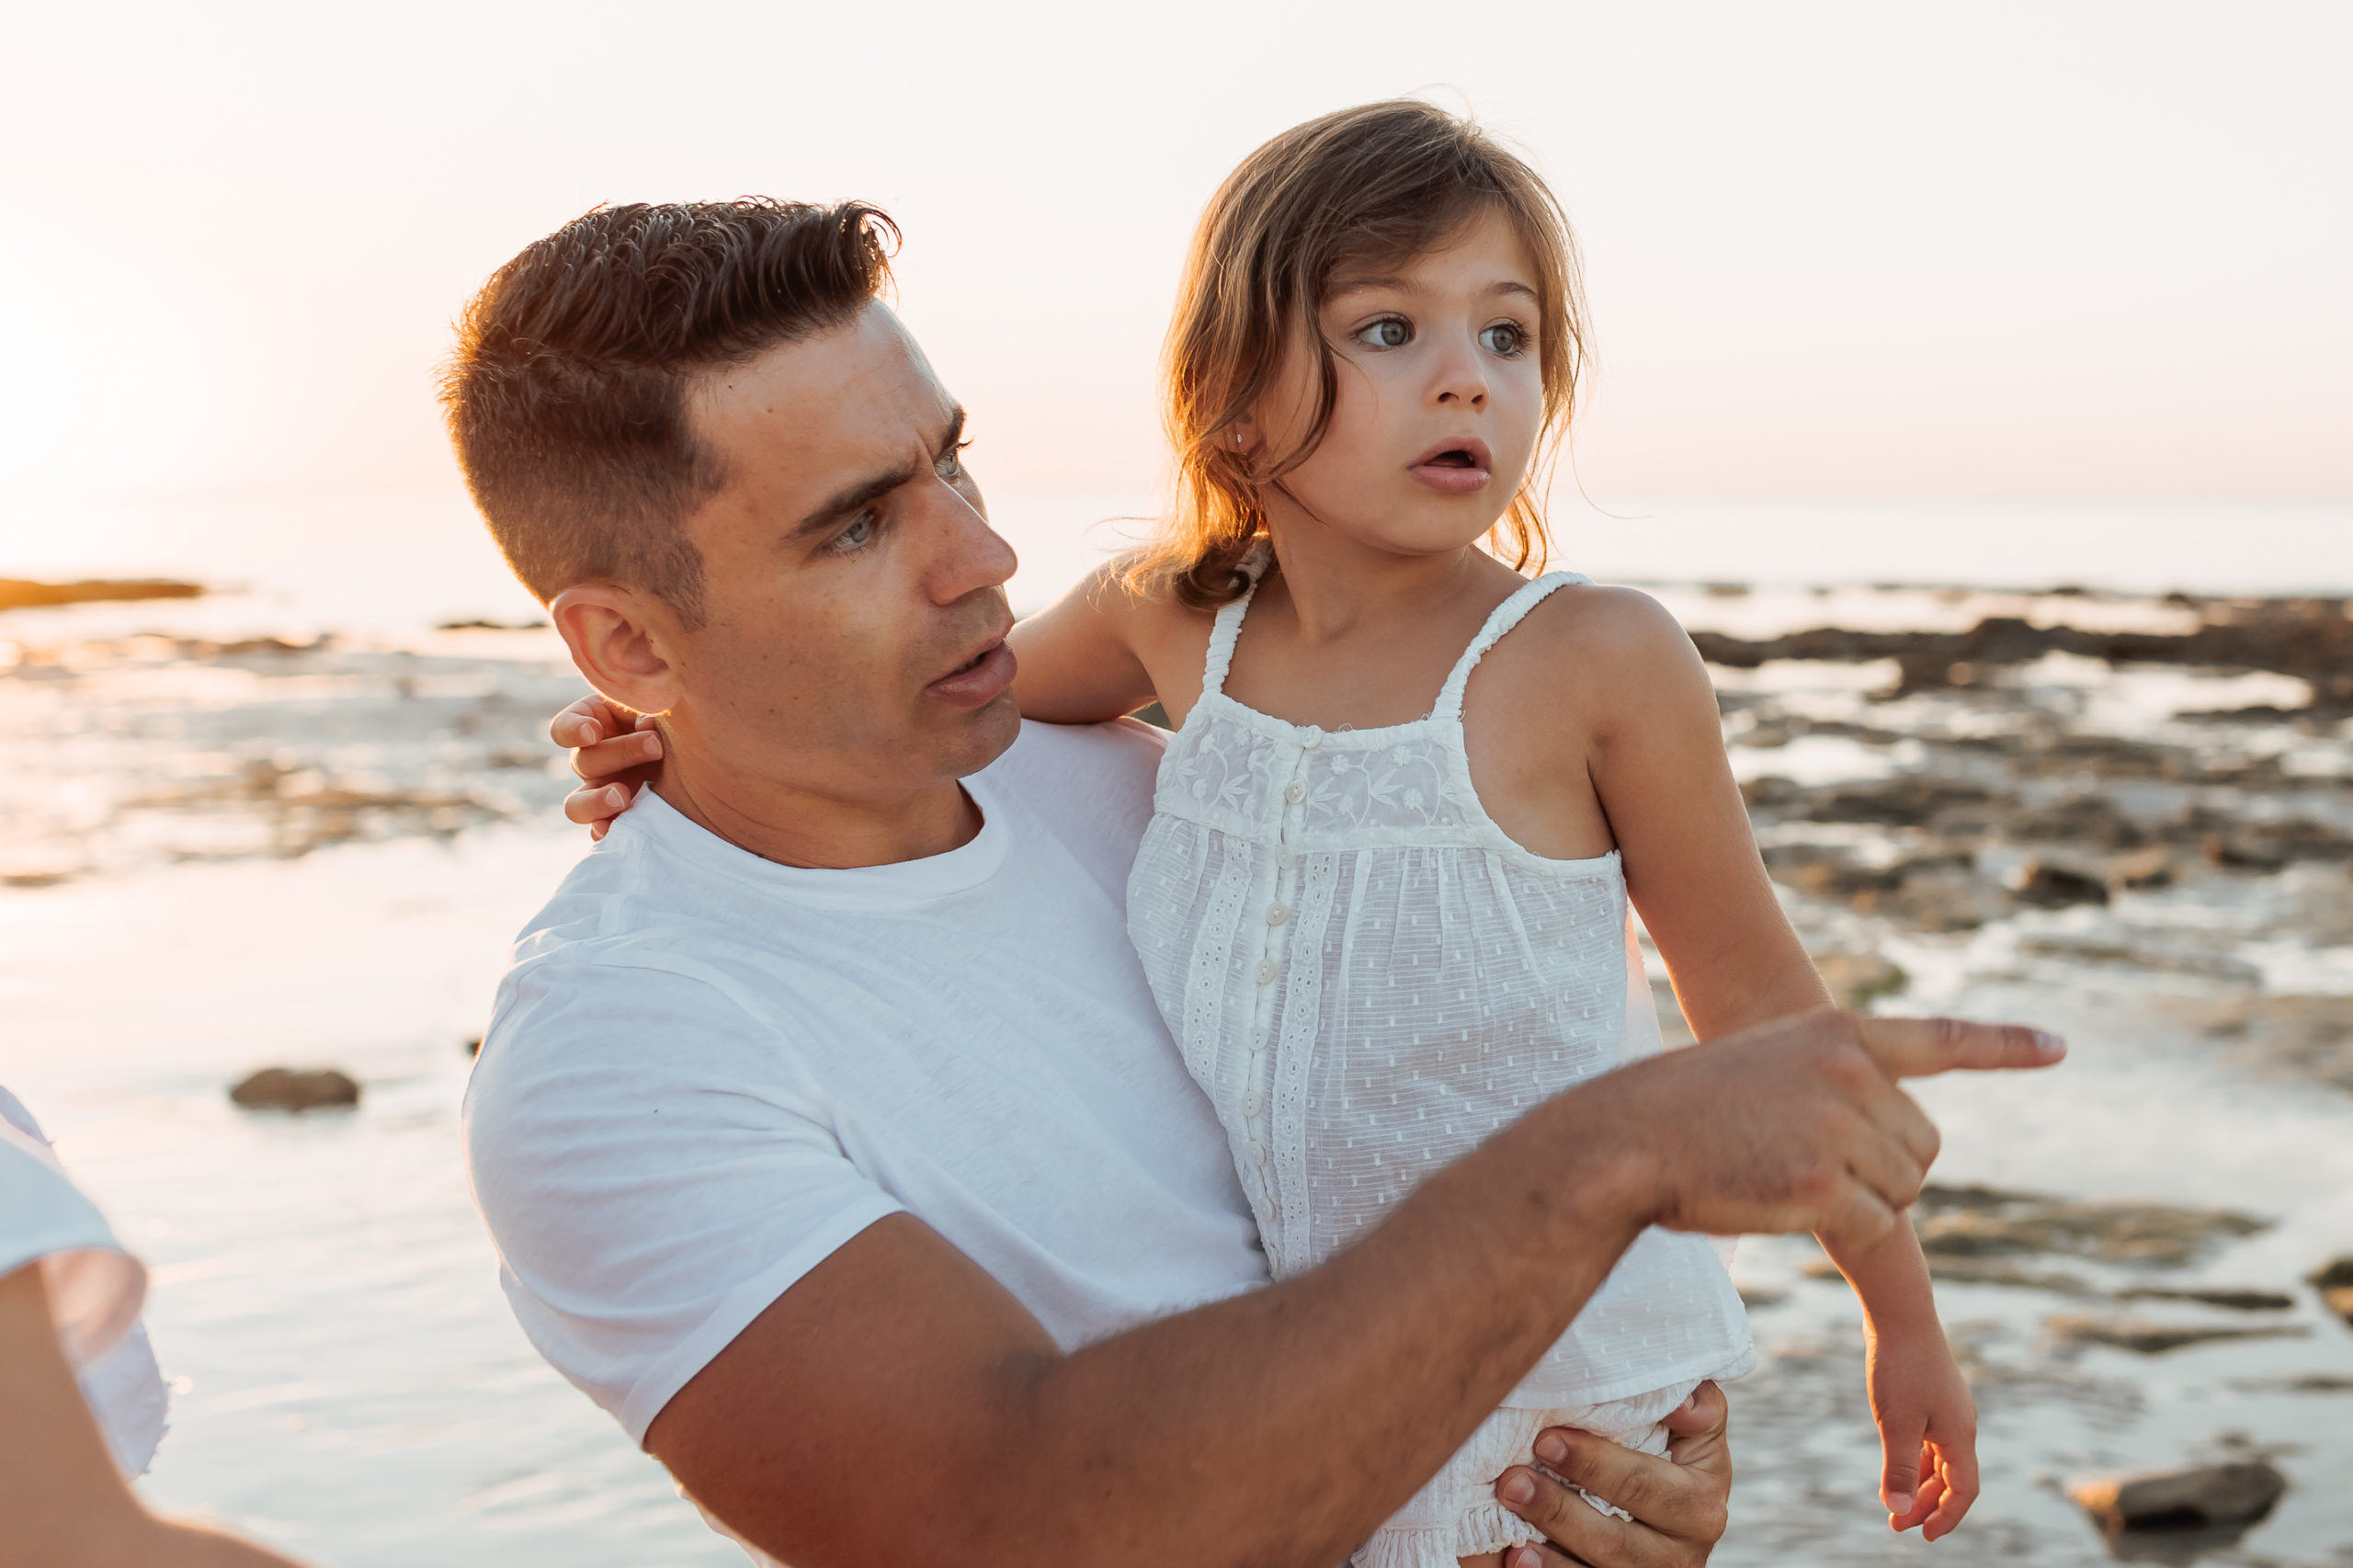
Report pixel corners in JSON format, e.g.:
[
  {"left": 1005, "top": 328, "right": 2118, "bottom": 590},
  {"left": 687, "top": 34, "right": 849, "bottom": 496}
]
[
  {"left": 1492, "top": 1381, "right": 1732, "bottom": 1567},
  {"left": 551, "top": 693, "right": 665, "bottom": 840}
]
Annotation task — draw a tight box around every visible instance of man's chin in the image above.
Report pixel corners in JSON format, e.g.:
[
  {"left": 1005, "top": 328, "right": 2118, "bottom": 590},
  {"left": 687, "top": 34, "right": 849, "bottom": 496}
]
[{"left": 943, "top": 689, "right": 1023, "bottom": 778}]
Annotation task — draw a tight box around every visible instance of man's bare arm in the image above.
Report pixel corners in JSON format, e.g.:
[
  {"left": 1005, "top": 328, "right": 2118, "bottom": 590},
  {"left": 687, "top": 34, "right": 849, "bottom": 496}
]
[{"left": 648, "top": 1012, "right": 2063, "bottom": 1568}]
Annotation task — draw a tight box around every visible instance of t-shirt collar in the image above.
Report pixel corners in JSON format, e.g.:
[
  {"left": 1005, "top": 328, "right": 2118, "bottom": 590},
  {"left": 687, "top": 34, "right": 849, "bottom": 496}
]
[{"left": 617, "top": 778, "right": 1010, "bottom": 909}]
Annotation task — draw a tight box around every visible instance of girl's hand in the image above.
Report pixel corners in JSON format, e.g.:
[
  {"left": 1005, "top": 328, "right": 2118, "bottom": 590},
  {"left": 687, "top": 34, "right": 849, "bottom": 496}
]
[
  {"left": 1868, "top": 1323, "right": 1980, "bottom": 1540},
  {"left": 551, "top": 694, "right": 665, "bottom": 841}
]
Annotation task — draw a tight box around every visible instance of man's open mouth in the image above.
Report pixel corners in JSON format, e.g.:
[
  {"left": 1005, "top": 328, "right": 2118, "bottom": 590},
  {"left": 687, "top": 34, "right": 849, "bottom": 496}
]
[{"left": 927, "top": 636, "right": 1018, "bottom": 708}]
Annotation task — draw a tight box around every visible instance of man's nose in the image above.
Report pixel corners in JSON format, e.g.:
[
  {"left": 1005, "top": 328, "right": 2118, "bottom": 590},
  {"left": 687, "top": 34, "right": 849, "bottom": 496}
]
[{"left": 924, "top": 480, "right": 1018, "bottom": 606}]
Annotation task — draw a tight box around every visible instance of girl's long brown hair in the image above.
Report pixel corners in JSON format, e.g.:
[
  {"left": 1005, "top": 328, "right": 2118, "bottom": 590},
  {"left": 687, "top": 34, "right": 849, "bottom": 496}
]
[{"left": 1131, "top": 100, "right": 1591, "bottom": 609}]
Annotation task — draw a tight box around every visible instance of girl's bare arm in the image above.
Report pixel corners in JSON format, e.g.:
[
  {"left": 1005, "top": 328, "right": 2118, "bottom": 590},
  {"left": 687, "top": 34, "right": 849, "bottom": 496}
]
[
  {"left": 1534, "top": 587, "right": 1828, "bottom": 1034},
  {"left": 1004, "top": 563, "right": 1161, "bottom": 724},
  {"left": 1536, "top": 587, "right": 1978, "bottom": 1540}
]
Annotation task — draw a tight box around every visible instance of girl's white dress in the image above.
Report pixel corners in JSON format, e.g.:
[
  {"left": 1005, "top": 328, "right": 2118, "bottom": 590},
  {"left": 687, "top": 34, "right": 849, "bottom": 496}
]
[{"left": 1128, "top": 550, "right": 1753, "bottom": 1567}]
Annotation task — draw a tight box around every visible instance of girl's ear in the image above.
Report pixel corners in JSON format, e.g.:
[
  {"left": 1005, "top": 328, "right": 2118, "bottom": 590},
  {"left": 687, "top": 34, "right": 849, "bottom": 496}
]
[{"left": 1227, "top": 418, "right": 1258, "bottom": 458}]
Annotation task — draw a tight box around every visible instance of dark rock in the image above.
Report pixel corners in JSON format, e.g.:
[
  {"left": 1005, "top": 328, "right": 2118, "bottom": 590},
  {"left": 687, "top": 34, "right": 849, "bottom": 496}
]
[
  {"left": 2067, "top": 1460, "right": 2287, "bottom": 1535},
  {"left": 1923, "top": 1255, "right": 2095, "bottom": 1295},
  {"left": 2006, "top": 793, "right": 2154, "bottom": 850},
  {"left": 1692, "top": 597, "right": 2353, "bottom": 706},
  {"left": 0, "top": 577, "right": 204, "bottom": 612},
  {"left": 2117, "top": 1287, "right": 2295, "bottom": 1312},
  {"left": 229, "top": 1067, "right": 360, "bottom": 1111},
  {"left": 1736, "top": 1285, "right": 1787, "bottom": 1310},
  {"left": 2047, "top": 1316, "right": 2307, "bottom": 1354},
  {"left": 1913, "top": 1187, "right": 2268, "bottom": 1268},
  {"left": 1744, "top": 773, "right": 1998, "bottom": 829},
  {"left": 2205, "top": 997, "right": 2353, "bottom": 1094},
  {"left": 463, "top": 1036, "right": 483, "bottom": 1057},
  {"left": 2202, "top": 815, "right": 2353, "bottom": 870},
  {"left": 2016, "top": 860, "right": 2110, "bottom": 908},
  {"left": 1812, "top": 950, "right": 1907, "bottom": 1010},
  {"left": 1760, "top": 844, "right": 2007, "bottom": 931},
  {"left": 2311, "top": 1257, "right": 2353, "bottom": 1323}
]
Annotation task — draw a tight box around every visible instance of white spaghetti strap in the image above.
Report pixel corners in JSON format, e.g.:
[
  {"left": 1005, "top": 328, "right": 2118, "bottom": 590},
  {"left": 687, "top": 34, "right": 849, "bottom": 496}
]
[
  {"left": 1433, "top": 571, "right": 1591, "bottom": 721},
  {"left": 1198, "top": 540, "right": 1275, "bottom": 699}
]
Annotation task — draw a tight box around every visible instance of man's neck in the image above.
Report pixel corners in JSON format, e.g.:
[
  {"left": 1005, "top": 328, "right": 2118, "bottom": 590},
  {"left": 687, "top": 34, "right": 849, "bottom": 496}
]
[{"left": 649, "top": 735, "right": 982, "bottom": 870}]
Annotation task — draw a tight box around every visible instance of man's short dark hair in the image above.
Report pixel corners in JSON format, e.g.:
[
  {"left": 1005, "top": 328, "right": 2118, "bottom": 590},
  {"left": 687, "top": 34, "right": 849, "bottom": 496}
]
[{"left": 440, "top": 199, "right": 897, "bottom": 624}]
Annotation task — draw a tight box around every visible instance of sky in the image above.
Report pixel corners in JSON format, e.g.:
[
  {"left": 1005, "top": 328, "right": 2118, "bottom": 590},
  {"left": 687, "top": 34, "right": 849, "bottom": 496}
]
[{"left": 3, "top": 0, "right": 2347, "bottom": 547}]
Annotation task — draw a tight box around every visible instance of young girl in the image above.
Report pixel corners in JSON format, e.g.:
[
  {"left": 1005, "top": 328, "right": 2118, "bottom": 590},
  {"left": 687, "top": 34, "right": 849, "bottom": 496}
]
[{"left": 563, "top": 100, "right": 1978, "bottom": 1566}]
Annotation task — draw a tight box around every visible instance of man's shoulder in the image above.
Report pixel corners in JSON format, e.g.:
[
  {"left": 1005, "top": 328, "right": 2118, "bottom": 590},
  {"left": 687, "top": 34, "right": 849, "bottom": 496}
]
[
  {"left": 978, "top": 717, "right": 1165, "bottom": 850},
  {"left": 985, "top": 714, "right": 1166, "bottom": 787}
]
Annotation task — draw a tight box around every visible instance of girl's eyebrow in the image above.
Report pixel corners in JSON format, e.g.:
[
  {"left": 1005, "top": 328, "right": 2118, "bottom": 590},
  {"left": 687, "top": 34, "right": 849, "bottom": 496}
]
[{"left": 1329, "top": 277, "right": 1540, "bottom": 301}]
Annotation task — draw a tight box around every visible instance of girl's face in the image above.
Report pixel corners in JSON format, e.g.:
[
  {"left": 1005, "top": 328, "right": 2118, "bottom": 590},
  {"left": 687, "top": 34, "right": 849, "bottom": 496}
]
[{"left": 1252, "top": 205, "right": 1545, "bottom": 559}]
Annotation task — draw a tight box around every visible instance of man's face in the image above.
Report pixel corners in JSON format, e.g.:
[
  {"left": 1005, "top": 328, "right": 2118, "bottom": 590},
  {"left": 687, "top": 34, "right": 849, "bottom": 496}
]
[{"left": 666, "top": 303, "right": 1020, "bottom": 803}]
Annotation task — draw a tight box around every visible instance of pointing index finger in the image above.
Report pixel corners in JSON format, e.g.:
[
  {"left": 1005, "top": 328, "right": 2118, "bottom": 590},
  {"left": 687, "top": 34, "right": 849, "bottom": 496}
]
[{"left": 1856, "top": 1016, "right": 2064, "bottom": 1079}]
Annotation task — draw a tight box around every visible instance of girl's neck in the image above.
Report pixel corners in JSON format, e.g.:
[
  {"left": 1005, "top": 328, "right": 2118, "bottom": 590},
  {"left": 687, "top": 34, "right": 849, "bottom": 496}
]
[{"left": 1258, "top": 506, "right": 1518, "bottom": 644}]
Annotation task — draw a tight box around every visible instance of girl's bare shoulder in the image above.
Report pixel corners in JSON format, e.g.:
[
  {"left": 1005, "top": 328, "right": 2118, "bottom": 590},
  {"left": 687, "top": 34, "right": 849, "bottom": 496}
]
[
  {"left": 1480, "top": 582, "right": 1714, "bottom": 724},
  {"left": 1080, "top": 557, "right": 1221, "bottom": 652}
]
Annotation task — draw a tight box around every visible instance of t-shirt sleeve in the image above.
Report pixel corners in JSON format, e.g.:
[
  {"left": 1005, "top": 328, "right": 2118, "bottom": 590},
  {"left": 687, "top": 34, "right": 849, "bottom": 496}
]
[{"left": 463, "top": 960, "right": 906, "bottom": 1444}]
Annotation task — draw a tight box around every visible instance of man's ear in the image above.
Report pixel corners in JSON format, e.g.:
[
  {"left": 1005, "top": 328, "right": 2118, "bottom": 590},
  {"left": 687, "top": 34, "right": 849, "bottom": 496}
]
[{"left": 550, "top": 584, "right": 687, "bottom": 717}]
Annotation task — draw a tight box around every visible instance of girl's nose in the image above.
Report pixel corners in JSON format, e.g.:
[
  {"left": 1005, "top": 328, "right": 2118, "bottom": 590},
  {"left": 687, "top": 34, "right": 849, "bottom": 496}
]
[{"left": 1430, "top": 342, "right": 1489, "bottom": 411}]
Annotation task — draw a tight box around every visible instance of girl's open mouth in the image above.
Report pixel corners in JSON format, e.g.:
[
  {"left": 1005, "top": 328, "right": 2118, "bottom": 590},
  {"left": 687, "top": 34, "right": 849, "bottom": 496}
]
[{"left": 1408, "top": 438, "right": 1493, "bottom": 495}]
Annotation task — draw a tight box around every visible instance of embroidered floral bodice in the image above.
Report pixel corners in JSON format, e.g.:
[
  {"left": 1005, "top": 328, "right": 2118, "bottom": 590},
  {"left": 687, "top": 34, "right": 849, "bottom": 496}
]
[{"left": 1128, "top": 548, "right": 1751, "bottom": 1406}]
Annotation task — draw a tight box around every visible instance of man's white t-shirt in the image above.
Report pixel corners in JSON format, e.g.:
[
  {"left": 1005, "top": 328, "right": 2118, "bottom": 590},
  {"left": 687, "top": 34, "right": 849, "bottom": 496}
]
[{"left": 464, "top": 719, "right": 1268, "bottom": 1445}]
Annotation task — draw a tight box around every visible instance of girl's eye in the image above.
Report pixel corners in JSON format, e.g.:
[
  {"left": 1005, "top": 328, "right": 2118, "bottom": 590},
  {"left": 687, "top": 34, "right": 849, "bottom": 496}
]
[
  {"left": 1480, "top": 323, "right": 1529, "bottom": 357},
  {"left": 1354, "top": 317, "right": 1412, "bottom": 350},
  {"left": 831, "top": 513, "right": 879, "bottom": 553}
]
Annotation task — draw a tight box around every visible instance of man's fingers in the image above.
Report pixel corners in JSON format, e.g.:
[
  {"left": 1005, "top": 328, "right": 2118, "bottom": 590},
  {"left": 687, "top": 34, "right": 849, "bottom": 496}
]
[
  {"left": 1660, "top": 1381, "right": 1725, "bottom": 1441},
  {"left": 1502, "top": 1544, "right": 1595, "bottom": 1568},
  {"left": 1857, "top": 1015, "right": 2065, "bottom": 1080},
  {"left": 1813, "top": 1179, "right": 1901, "bottom": 1256},
  {"left": 1496, "top": 1461, "right": 1636, "bottom": 1568}
]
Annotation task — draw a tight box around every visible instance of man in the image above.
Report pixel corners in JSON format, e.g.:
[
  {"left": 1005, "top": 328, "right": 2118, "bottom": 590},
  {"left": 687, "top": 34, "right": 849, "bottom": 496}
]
[{"left": 449, "top": 199, "right": 2060, "bottom": 1568}]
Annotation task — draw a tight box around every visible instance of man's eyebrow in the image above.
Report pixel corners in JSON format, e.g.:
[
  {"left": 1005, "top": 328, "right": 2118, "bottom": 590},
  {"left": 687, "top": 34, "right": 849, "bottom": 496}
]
[{"left": 790, "top": 404, "right": 967, "bottom": 539}]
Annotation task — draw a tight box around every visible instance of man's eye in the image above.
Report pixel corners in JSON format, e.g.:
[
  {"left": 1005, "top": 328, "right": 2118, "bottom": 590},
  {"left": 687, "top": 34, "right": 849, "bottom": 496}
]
[
  {"left": 832, "top": 513, "right": 879, "bottom": 553},
  {"left": 1480, "top": 322, "right": 1529, "bottom": 357},
  {"left": 1354, "top": 317, "right": 1412, "bottom": 350},
  {"left": 936, "top": 441, "right": 972, "bottom": 481}
]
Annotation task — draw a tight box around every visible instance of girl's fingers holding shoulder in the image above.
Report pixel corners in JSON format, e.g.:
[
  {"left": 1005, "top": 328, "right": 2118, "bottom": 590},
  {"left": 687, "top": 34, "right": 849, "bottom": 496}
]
[
  {"left": 551, "top": 695, "right": 612, "bottom": 747},
  {"left": 564, "top": 782, "right": 637, "bottom": 825},
  {"left": 571, "top": 727, "right": 665, "bottom": 784}
]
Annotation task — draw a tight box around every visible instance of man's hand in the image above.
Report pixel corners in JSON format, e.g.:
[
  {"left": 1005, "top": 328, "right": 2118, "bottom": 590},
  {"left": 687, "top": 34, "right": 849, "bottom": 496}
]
[
  {"left": 1493, "top": 1383, "right": 1732, "bottom": 1567},
  {"left": 551, "top": 693, "right": 664, "bottom": 840},
  {"left": 1575, "top": 1010, "right": 2065, "bottom": 1256}
]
